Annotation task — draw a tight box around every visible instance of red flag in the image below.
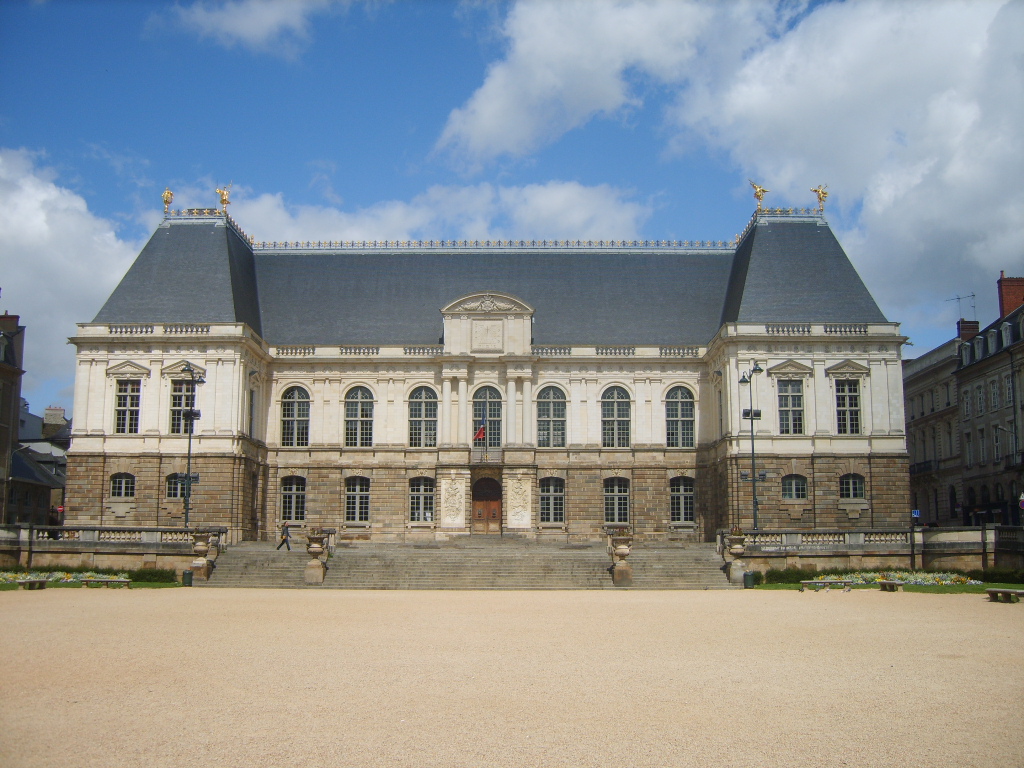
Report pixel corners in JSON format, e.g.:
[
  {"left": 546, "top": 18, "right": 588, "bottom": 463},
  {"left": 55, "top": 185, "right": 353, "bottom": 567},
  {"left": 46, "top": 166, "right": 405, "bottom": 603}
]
[{"left": 473, "top": 423, "right": 486, "bottom": 441}]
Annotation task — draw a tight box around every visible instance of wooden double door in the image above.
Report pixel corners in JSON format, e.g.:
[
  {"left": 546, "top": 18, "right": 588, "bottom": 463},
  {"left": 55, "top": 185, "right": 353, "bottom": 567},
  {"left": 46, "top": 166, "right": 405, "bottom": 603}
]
[{"left": 471, "top": 478, "right": 502, "bottom": 534}]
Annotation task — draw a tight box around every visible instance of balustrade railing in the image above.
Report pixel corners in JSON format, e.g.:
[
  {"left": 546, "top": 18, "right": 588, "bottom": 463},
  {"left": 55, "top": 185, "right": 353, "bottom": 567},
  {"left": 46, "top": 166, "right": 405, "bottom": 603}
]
[
  {"left": 340, "top": 346, "right": 380, "bottom": 355},
  {"left": 824, "top": 323, "right": 869, "bottom": 335},
  {"left": 532, "top": 346, "right": 572, "bottom": 356},
  {"left": 402, "top": 346, "right": 442, "bottom": 356},
  {"left": 18, "top": 525, "right": 228, "bottom": 548},
  {"left": 765, "top": 324, "right": 811, "bottom": 335}
]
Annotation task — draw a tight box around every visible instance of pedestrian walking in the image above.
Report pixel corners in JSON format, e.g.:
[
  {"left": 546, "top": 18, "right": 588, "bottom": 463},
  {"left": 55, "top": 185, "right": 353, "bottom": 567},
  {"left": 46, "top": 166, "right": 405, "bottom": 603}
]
[{"left": 276, "top": 522, "right": 291, "bottom": 550}]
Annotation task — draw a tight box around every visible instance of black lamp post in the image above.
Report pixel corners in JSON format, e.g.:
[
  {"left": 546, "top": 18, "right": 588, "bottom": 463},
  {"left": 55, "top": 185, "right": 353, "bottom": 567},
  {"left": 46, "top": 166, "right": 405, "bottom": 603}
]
[
  {"left": 739, "top": 361, "right": 764, "bottom": 530},
  {"left": 181, "top": 362, "right": 203, "bottom": 528}
]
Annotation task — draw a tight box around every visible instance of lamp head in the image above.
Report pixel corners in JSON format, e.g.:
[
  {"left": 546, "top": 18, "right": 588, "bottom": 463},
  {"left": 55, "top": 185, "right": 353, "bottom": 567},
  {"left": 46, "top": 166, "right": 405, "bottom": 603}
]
[
  {"left": 739, "top": 373, "right": 750, "bottom": 385},
  {"left": 752, "top": 362, "right": 763, "bottom": 375}
]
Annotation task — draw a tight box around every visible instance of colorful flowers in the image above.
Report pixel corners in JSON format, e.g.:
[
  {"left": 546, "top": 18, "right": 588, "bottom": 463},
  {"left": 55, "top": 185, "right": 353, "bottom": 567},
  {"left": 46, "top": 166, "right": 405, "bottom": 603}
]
[{"left": 817, "top": 570, "right": 981, "bottom": 586}]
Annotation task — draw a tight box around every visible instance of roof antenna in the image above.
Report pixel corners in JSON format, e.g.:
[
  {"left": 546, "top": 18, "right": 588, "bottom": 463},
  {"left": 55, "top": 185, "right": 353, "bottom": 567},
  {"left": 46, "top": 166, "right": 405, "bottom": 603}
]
[{"left": 946, "top": 293, "right": 976, "bottom": 320}]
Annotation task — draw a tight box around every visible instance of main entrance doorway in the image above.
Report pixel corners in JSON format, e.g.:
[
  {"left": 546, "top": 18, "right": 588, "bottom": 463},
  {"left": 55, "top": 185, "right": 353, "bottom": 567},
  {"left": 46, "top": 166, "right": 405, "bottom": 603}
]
[{"left": 472, "top": 478, "right": 502, "bottom": 534}]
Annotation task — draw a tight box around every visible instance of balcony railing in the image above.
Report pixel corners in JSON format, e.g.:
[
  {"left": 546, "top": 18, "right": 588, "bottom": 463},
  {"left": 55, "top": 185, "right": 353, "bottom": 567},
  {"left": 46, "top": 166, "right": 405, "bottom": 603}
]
[{"left": 470, "top": 448, "right": 503, "bottom": 464}]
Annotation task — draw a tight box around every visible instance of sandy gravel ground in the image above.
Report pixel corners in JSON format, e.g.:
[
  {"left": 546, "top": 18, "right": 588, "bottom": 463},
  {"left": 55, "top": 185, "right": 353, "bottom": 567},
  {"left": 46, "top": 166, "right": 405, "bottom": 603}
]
[{"left": 0, "top": 588, "right": 1021, "bottom": 768}]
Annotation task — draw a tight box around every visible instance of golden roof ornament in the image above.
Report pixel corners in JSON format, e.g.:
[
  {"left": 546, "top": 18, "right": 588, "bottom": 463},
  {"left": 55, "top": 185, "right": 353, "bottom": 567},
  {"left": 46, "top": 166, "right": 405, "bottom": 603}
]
[
  {"left": 749, "top": 180, "right": 769, "bottom": 212},
  {"left": 811, "top": 184, "right": 829, "bottom": 213},
  {"left": 162, "top": 187, "right": 174, "bottom": 214},
  {"left": 216, "top": 183, "right": 232, "bottom": 212}
]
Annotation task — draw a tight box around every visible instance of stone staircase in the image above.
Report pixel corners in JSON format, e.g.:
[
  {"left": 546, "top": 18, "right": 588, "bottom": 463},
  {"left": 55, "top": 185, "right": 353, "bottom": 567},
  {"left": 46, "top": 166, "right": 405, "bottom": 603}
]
[{"left": 199, "top": 537, "right": 736, "bottom": 590}]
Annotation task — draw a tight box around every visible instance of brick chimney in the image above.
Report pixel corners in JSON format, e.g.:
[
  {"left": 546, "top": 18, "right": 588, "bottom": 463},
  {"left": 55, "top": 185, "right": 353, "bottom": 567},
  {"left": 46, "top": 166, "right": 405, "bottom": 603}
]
[
  {"left": 957, "top": 319, "right": 980, "bottom": 341},
  {"left": 997, "top": 271, "right": 1024, "bottom": 318}
]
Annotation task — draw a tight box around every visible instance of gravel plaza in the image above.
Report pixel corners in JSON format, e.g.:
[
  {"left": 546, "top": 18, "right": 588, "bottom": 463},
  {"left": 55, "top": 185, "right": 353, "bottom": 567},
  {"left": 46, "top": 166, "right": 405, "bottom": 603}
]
[{"left": 1, "top": 588, "right": 1022, "bottom": 768}]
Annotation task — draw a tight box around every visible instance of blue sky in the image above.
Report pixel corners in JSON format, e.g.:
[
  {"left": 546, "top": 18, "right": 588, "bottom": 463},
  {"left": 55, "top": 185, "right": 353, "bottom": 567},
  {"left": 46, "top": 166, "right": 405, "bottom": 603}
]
[{"left": 1, "top": 0, "right": 1021, "bottom": 416}]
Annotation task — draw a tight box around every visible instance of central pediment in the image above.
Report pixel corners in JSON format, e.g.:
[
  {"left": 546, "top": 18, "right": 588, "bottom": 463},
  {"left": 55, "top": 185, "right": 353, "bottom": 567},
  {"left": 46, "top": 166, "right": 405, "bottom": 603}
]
[{"left": 441, "top": 292, "right": 533, "bottom": 316}]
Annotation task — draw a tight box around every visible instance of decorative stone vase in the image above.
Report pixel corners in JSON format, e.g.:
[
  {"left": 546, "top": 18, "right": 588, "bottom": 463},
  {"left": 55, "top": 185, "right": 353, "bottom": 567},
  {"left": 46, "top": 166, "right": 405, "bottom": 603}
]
[
  {"left": 304, "top": 532, "right": 328, "bottom": 584},
  {"left": 192, "top": 532, "right": 210, "bottom": 557},
  {"left": 306, "top": 532, "right": 326, "bottom": 558},
  {"left": 726, "top": 534, "right": 746, "bottom": 557}
]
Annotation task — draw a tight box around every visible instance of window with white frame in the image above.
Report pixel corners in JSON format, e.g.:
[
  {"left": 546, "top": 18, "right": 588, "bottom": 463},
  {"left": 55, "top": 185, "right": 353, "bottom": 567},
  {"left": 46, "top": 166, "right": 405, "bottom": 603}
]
[
  {"left": 1002, "top": 322, "right": 1013, "bottom": 347},
  {"left": 601, "top": 387, "right": 631, "bottom": 448},
  {"left": 345, "top": 476, "right": 370, "bottom": 522},
  {"left": 782, "top": 474, "right": 808, "bottom": 500},
  {"left": 539, "top": 477, "right": 565, "bottom": 523},
  {"left": 669, "top": 476, "right": 695, "bottom": 523},
  {"left": 976, "top": 386, "right": 985, "bottom": 415},
  {"left": 839, "top": 473, "right": 865, "bottom": 499},
  {"left": 114, "top": 379, "right": 141, "bottom": 434},
  {"left": 835, "top": 380, "right": 860, "bottom": 435},
  {"left": 963, "top": 391, "right": 971, "bottom": 418},
  {"left": 281, "top": 387, "right": 310, "bottom": 447},
  {"left": 472, "top": 386, "right": 502, "bottom": 448},
  {"left": 166, "top": 474, "right": 185, "bottom": 499},
  {"left": 979, "top": 428, "right": 987, "bottom": 462},
  {"left": 408, "top": 387, "right": 437, "bottom": 448},
  {"left": 666, "top": 387, "right": 695, "bottom": 447},
  {"left": 536, "top": 386, "right": 567, "bottom": 448},
  {"left": 280, "top": 476, "right": 306, "bottom": 521},
  {"left": 110, "top": 473, "right": 136, "bottom": 498},
  {"left": 990, "top": 380, "right": 1000, "bottom": 410},
  {"left": 169, "top": 379, "right": 196, "bottom": 434},
  {"left": 993, "top": 427, "right": 1001, "bottom": 461},
  {"left": 409, "top": 477, "right": 434, "bottom": 522},
  {"left": 1005, "top": 375, "right": 1014, "bottom": 406},
  {"left": 345, "top": 387, "right": 374, "bottom": 447},
  {"left": 778, "top": 380, "right": 804, "bottom": 435},
  {"left": 603, "top": 478, "right": 629, "bottom": 523}
]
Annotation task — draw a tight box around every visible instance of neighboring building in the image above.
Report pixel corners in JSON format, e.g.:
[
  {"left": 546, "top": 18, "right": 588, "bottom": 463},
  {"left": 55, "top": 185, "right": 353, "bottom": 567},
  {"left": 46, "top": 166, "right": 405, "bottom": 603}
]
[
  {"left": 65, "top": 202, "right": 909, "bottom": 543},
  {"left": 14, "top": 400, "right": 69, "bottom": 520},
  {"left": 904, "top": 273, "right": 1024, "bottom": 528},
  {"left": 0, "top": 312, "right": 26, "bottom": 525}
]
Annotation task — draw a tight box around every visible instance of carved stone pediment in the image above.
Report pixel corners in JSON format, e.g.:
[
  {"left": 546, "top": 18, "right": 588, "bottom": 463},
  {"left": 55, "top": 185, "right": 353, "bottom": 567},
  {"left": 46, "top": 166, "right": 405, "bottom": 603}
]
[
  {"left": 442, "top": 292, "right": 533, "bottom": 315},
  {"left": 767, "top": 360, "right": 813, "bottom": 377},
  {"left": 161, "top": 360, "right": 208, "bottom": 378},
  {"left": 825, "top": 359, "right": 870, "bottom": 377},
  {"left": 105, "top": 361, "right": 151, "bottom": 378}
]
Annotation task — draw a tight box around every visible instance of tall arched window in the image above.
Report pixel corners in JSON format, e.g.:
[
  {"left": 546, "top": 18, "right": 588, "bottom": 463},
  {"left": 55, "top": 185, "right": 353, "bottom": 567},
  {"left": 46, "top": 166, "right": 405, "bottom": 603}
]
[
  {"left": 281, "top": 387, "right": 310, "bottom": 447},
  {"left": 110, "top": 473, "right": 135, "bottom": 498},
  {"left": 539, "top": 477, "right": 565, "bottom": 523},
  {"left": 604, "top": 478, "right": 630, "bottom": 523},
  {"left": 666, "top": 386, "right": 695, "bottom": 448},
  {"left": 280, "top": 476, "right": 306, "bottom": 521},
  {"left": 669, "top": 476, "right": 694, "bottom": 523},
  {"left": 537, "top": 386, "right": 566, "bottom": 448},
  {"left": 839, "top": 473, "right": 865, "bottom": 499},
  {"left": 345, "top": 476, "right": 370, "bottom": 522},
  {"left": 601, "top": 387, "right": 631, "bottom": 448},
  {"left": 782, "top": 474, "right": 808, "bottom": 500},
  {"left": 473, "top": 386, "right": 502, "bottom": 448},
  {"left": 408, "top": 387, "right": 437, "bottom": 447},
  {"left": 345, "top": 387, "right": 374, "bottom": 447},
  {"left": 409, "top": 477, "right": 434, "bottom": 522}
]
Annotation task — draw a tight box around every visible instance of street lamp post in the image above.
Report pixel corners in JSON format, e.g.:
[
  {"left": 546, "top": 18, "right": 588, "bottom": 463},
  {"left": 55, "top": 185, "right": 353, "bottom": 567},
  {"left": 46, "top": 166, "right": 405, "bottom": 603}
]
[
  {"left": 181, "top": 362, "right": 203, "bottom": 528},
  {"left": 739, "top": 361, "right": 764, "bottom": 530}
]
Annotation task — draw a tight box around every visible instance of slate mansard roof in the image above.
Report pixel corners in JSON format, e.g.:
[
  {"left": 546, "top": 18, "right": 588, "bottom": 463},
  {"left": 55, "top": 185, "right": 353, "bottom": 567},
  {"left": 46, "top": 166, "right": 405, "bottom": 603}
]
[{"left": 93, "top": 210, "right": 888, "bottom": 346}]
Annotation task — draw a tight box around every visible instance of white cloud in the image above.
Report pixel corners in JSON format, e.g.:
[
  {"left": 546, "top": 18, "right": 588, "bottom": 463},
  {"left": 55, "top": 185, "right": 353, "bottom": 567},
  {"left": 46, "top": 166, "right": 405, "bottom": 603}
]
[
  {"left": 0, "top": 149, "right": 140, "bottom": 411},
  {"left": 172, "top": 0, "right": 338, "bottom": 55}
]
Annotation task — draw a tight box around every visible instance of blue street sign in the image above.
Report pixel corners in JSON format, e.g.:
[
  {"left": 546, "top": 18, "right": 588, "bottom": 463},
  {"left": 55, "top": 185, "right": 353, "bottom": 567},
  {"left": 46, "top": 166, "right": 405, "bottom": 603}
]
[{"left": 911, "top": 509, "right": 921, "bottom": 518}]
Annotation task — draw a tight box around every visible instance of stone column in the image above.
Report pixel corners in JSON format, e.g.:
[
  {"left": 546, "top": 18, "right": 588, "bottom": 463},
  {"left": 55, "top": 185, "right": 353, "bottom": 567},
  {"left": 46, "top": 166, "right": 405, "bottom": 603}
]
[
  {"left": 457, "top": 377, "right": 468, "bottom": 446},
  {"left": 521, "top": 377, "right": 533, "bottom": 445},
  {"left": 506, "top": 378, "right": 518, "bottom": 445},
  {"left": 440, "top": 377, "right": 452, "bottom": 445}
]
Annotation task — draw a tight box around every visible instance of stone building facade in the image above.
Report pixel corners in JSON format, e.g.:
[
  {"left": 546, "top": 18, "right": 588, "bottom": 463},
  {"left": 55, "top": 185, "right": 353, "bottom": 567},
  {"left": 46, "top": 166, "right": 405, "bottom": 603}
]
[{"left": 66, "top": 204, "right": 909, "bottom": 543}]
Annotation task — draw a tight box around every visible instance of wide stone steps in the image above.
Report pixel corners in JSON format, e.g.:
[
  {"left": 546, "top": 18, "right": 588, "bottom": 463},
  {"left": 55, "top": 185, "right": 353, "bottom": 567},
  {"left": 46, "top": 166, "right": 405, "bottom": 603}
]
[{"left": 199, "top": 540, "right": 736, "bottom": 590}]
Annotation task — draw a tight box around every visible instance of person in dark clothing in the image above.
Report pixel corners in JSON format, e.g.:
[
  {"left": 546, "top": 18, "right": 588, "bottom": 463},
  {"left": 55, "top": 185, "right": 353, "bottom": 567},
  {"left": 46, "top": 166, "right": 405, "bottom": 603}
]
[{"left": 276, "top": 522, "right": 291, "bottom": 550}]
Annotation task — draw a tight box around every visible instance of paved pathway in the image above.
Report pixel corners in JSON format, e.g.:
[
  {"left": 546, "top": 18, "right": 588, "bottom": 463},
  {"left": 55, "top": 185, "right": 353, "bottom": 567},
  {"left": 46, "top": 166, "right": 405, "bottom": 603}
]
[{"left": 1, "top": 589, "right": 1021, "bottom": 767}]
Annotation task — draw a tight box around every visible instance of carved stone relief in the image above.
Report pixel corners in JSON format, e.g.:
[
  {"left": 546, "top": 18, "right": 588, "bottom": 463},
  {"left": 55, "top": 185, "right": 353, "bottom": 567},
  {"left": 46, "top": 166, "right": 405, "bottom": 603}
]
[
  {"left": 439, "top": 474, "right": 466, "bottom": 527},
  {"left": 471, "top": 319, "right": 503, "bottom": 352},
  {"left": 506, "top": 476, "right": 531, "bottom": 529}
]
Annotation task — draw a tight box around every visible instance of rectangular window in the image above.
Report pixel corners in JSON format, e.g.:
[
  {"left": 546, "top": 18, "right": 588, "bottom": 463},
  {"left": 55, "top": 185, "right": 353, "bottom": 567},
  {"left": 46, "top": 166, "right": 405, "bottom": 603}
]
[
  {"left": 976, "top": 386, "right": 985, "bottom": 415},
  {"left": 170, "top": 380, "right": 196, "bottom": 434},
  {"left": 345, "top": 477, "right": 370, "bottom": 522},
  {"left": 990, "top": 381, "right": 999, "bottom": 410},
  {"left": 993, "top": 428, "right": 1001, "bottom": 461},
  {"left": 115, "top": 379, "right": 141, "bottom": 434},
  {"left": 603, "top": 479, "right": 629, "bottom": 524},
  {"left": 778, "top": 380, "right": 804, "bottom": 435},
  {"left": 539, "top": 478, "right": 565, "bottom": 523},
  {"left": 669, "top": 477, "right": 695, "bottom": 523},
  {"left": 835, "top": 380, "right": 860, "bottom": 435},
  {"left": 964, "top": 433, "right": 973, "bottom": 466},
  {"left": 409, "top": 478, "right": 434, "bottom": 522},
  {"left": 979, "top": 428, "right": 986, "bottom": 463},
  {"left": 963, "top": 392, "right": 971, "bottom": 419},
  {"left": 1006, "top": 375, "right": 1014, "bottom": 406}
]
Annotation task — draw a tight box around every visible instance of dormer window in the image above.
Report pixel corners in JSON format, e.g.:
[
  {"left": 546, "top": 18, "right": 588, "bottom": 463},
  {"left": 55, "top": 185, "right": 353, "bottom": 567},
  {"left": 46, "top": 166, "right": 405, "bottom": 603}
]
[
  {"left": 973, "top": 337, "right": 985, "bottom": 359},
  {"left": 1001, "top": 322, "right": 1013, "bottom": 347},
  {"left": 961, "top": 344, "right": 971, "bottom": 366},
  {"left": 988, "top": 329, "right": 999, "bottom": 352}
]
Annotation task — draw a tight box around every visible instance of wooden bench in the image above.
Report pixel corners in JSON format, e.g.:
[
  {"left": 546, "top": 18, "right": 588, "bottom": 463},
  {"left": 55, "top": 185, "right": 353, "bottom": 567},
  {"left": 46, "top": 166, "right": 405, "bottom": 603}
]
[
  {"left": 82, "top": 578, "right": 132, "bottom": 589},
  {"left": 800, "top": 580, "right": 853, "bottom": 592},
  {"left": 878, "top": 580, "right": 905, "bottom": 592},
  {"left": 985, "top": 588, "right": 1024, "bottom": 603},
  {"left": 16, "top": 579, "right": 47, "bottom": 590}
]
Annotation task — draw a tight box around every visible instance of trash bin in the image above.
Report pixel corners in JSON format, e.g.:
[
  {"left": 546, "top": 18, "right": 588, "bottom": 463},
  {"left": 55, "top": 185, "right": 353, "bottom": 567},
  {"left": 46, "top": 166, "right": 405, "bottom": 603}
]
[
  {"left": 182, "top": 569, "right": 193, "bottom": 587},
  {"left": 742, "top": 571, "right": 755, "bottom": 589}
]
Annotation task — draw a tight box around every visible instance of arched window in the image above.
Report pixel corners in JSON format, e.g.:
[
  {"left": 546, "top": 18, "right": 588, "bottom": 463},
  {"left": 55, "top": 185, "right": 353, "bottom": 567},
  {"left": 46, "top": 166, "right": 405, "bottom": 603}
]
[
  {"left": 345, "top": 387, "right": 374, "bottom": 447},
  {"left": 537, "top": 387, "right": 566, "bottom": 448},
  {"left": 345, "top": 476, "right": 370, "bottom": 522},
  {"left": 408, "top": 387, "right": 437, "bottom": 448},
  {"left": 839, "top": 473, "right": 865, "bottom": 499},
  {"left": 669, "top": 476, "right": 694, "bottom": 523},
  {"left": 409, "top": 477, "right": 434, "bottom": 522},
  {"left": 601, "top": 387, "right": 631, "bottom": 448},
  {"left": 782, "top": 474, "right": 808, "bottom": 500},
  {"left": 280, "top": 476, "right": 306, "bottom": 521},
  {"left": 604, "top": 478, "right": 630, "bottom": 523},
  {"left": 166, "top": 474, "right": 185, "bottom": 499},
  {"left": 110, "top": 473, "right": 135, "bottom": 498},
  {"left": 666, "top": 387, "right": 695, "bottom": 448},
  {"left": 281, "top": 387, "right": 310, "bottom": 447},
  {"left": 539, "top": 477, "right": 565, "bottom": 523},
  {"left": 473, "top": 386, "right": 502, "bottom": 448}
]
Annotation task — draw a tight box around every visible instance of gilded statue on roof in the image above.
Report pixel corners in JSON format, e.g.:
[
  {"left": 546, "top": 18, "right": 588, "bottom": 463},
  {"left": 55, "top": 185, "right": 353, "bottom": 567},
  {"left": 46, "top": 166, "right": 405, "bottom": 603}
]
[
  {"left": 748, "top": 180, "right": 769, "bottom": 211},
  {"left": 811, "top": 184, "right": 829, "bottom": 212}
]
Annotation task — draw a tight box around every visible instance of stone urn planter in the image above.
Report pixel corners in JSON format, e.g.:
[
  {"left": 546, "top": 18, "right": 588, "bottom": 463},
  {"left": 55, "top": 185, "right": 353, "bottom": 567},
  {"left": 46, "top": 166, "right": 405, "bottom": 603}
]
[
  {"left": 608, "top": 532, "right": 634, "bottom": 587},
  {"left": 192, "top": 532, "right": 210, "bottom": 558},
  {"left": 304, "top": 531, "right": 328, "bottom": 585},
  {"left": 725, "top": 528, "right": 747, "bottom": 585}
]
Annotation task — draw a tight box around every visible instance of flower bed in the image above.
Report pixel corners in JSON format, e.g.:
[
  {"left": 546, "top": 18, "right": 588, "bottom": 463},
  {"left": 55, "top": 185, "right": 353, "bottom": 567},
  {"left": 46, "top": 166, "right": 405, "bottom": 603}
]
[
  {"left": 817, "top": 570, "right": 981, "bottom": 586},
  {"left": 1, "top": 570, "right": 131, "bottom": 584}
]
